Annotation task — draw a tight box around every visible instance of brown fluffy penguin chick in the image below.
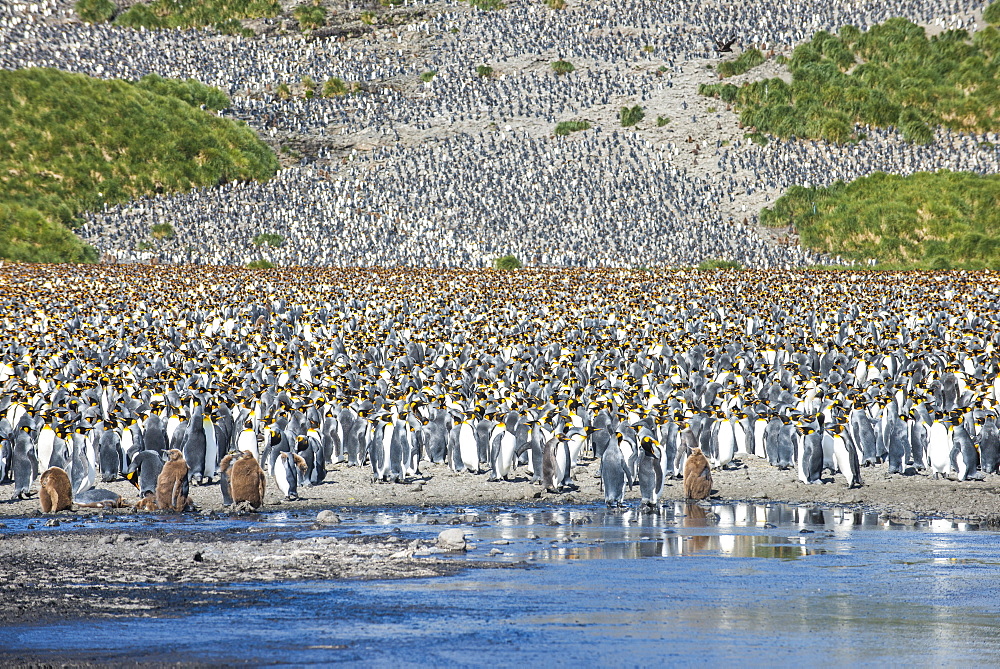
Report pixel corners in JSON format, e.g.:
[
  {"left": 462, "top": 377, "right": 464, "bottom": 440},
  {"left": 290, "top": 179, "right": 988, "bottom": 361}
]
[
  {"left": 156, "top": 449, "right": 190, "bottom": 512},
  {"left": 229, "top": 450, "right": 266, "bottom": 509},
  {"left": 133, "top": 494, "right": 158, "bottom": 511},
  {"left": 683, "top": 448, "right": 713, "bottom": 500},
  {"left": 39, "top": 467, "right": 73, "bottom": 512}
]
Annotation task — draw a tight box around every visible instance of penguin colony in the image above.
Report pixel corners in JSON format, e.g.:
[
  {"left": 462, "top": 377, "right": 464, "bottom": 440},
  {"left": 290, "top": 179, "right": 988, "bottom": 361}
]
[
  {"left": 2, "top": 264, "right": 999, "bottom": 512},
  {"left": 1, "top": 1, "right": 994, "bottom": 268}
]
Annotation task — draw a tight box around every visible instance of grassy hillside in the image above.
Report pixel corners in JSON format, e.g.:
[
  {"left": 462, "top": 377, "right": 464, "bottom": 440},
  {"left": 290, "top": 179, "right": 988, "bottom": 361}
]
[
  {"left": 761, "top": 171, "right": 1000, "bottom": 269},
  {"left": 700, "top": 17, "right": 1000, "bottom": 143},
  {"left": 75, "top": 0, "right": 280, "bottom": 35},
  {"left": 0, "top": 68, "right": 279, "bottom": 263}
]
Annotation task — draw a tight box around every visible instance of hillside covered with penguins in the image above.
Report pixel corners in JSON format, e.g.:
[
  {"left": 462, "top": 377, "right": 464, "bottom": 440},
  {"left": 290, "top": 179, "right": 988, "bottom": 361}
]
[{"left": 0, "top": 0, "right": 999, "bottom": 268}]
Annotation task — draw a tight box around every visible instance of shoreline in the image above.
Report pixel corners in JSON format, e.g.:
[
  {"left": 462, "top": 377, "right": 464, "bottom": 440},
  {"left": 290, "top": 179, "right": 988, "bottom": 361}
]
[
  {"left": 3, "top": 456, "right": 999, "bottom": 523},
  {"left": 2, "top": 456, "right": 999, "bottom": 629}
]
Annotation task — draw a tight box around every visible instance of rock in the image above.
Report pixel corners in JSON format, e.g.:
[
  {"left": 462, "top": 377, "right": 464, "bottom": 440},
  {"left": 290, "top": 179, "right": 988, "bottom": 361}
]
[
  {"left": 409, "top": 483, "right": 424, "bottom": 493},
  {"left": 436, "top": 528, "right": 467, "bottom": 551},
  {"left": 489, "top": 548, "right": 503, "bottom": 556},
  {"left": 491, "top": 539, "right": 510, "bottom": 545},
  {"left": 890, "top": 510, "right": 918, "bottom": 522},
  {"left": 115, "top": 533, "right": 132, "bottom": 544},
  {"left": 316, "top": 510, "right": 341, "bottom": 524},
  {"left": 45, "top": 519, "right": 60, "bottom": 527}
]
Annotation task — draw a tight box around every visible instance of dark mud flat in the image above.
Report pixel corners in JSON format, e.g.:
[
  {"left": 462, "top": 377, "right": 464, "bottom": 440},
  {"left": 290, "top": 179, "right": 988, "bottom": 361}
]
[
  {"left": 5, "top": 502, "right": 1000, "bottom": 665},
  {"left": 0, "top": 509, "right": 515, "bottom": 627}
]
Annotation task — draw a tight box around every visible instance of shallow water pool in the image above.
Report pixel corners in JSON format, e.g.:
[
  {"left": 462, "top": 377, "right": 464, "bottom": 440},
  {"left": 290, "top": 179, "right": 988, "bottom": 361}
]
[{"left": 4, "top": 501, "right": 1000, "bottom": 665}]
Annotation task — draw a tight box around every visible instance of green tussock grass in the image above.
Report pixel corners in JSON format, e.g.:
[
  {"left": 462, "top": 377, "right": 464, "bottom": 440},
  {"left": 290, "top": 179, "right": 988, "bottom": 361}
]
[
  {"left": 293, "top": 3, "right": 326, "bottom": 30},
  {"left": 761, "top": 170, "right": 1000, "bottom": 269},
  {"left": 717, "top": 48, "right": 765, "bottom": 78},
  {"left": 554, "top": 120, "right": 590, "bottom": 136},
  {"left": 697, "top": 259, "right": 743, "bottom": 270},
  {"left": 467, "top": 0, "right": 506, "bottom": 9},
  {"left": 619, "top": 105, "right": 644, "bottom": 127},
  {"left": 493, "top": 254, "right": 522, "bottom": 270},
  {"left": 75, "top": 0, "right": 117, "bottom": 23},
  {"left": 700, "top": 17, "right": 1000, "bottom": 144},
  {"left": 0, "top": 68, "right": 278, "bottom": 263},
  {"left": 551, "top": 60, "right": 575, "bottom": 75},
  {"left": 253, "top": 233, "right": 285, "bottom": 247},
  {"left": 110, "top": 0, "right": 279, "bottom": 35}
]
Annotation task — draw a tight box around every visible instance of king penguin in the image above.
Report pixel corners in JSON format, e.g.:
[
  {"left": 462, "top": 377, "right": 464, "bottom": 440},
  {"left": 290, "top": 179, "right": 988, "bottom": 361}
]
[
  {"left": 637, "top": 436, "right": 664, "bottom": 511},
  {"left": 600, "top": 432, "right": 631, "bottom": 508}
]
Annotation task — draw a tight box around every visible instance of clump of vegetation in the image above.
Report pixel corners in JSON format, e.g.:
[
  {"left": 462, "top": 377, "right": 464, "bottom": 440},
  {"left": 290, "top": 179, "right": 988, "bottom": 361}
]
[
  {"left": 468, "top": 0, "right": 506, "bottom": 9},
  {"left": 716, "top": 48, "right": 765, "bottom": 77},
  {"left": 761, "top": 170, "right": 1000, "bottom": 269},
  {"left": 656, "top": 116, "right": 670, "bottom": 127},
  {"left": 697, "top": 259, "right": 743, "bottom": 270},
  {"left": 246, "top": 259, "right": 277, "bottom": 269},
  {"left": 986, "top": 2, "right": 1000, "bottom": 25},
  {"left": 700, "top": 18, "right": 1000, "bottom": 144},
  {"left": 745, "top": 132, "right": 769, "bottom": 145},
  {"left": 135, "top": 73, "right": 230, "bottom": 111},
  {"left": 620, "top": 105, "right": 644, "bottom": 127},
  {"left": 276, "top": 82, "right": 291, "bottom": 99},
  {"left": 75, "top": 0, "right": 117, "bottom": 23},
  {"left": 360, "top": 11, "right": 376, "bottom": 25},
  {"left": 493, "top": 254, "right": 523, "bottom": 270},
  {"left": 150, "top": 223, "right": 175, "bottom": 240},
  {"left": 293, "top": 2, "right": 326, "bottom": 30},
  {"left": 551, "top": 59, "right": 575, "bottom": 75},
  {"left": 554, "top": 120, "right": 591, "bottom": 136},
  {"left": 476, "top": 65, "right": 495, "bottom": 78},
  {"left": 323, "top": 77, "right": 348, "bottom": 97},
  {"left": 253, "top": 232, "right": 285, "bottom": 247},
  {"left": 301, "top": 75, "right": 316, "bottom": 98},
  {"left": 0, "top": 68, "right": 278, "bottom": 263},
  {"left": 546, "top": 0, "right": 565, "bottom": 8},
  {"left": 420, "top": 71, "right": 437, "bottom": 83},
  {"left": 111, "top": 0, "right": 279, "bottom": 34}
]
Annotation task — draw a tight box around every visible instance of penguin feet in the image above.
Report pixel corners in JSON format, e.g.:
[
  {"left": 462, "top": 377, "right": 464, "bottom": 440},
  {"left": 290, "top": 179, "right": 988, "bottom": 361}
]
[{"left": 285, "top": 494, "right": 299, "bottom": 501}]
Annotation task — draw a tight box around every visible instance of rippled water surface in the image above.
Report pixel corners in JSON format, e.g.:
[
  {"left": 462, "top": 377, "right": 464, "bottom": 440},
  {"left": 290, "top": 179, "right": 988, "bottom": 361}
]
[{"left": 5, "top": 502, "right": 1000, "bottom": 665}]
